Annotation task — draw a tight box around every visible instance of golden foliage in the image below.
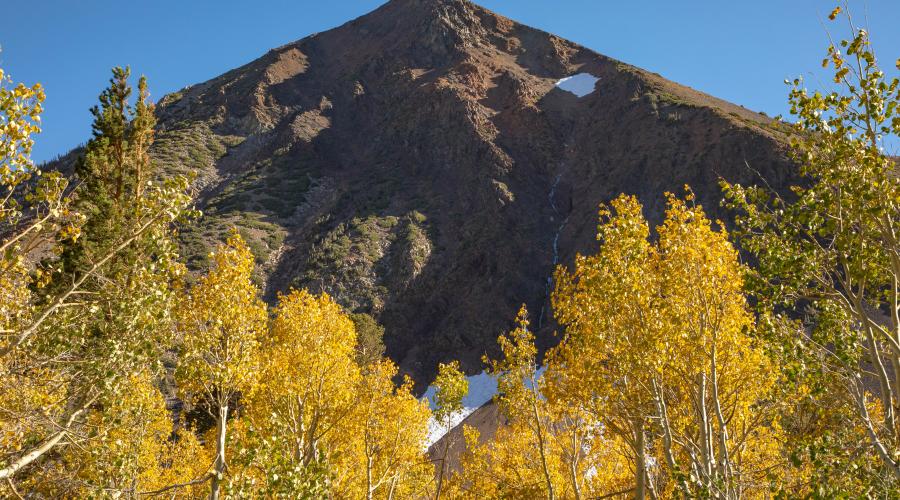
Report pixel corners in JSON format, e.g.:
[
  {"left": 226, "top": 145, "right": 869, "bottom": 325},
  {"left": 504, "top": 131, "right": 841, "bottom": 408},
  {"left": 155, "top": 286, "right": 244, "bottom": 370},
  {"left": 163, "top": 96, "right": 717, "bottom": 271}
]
[{"left": 178, "top": 232, "right": 267, "bottom": 402}]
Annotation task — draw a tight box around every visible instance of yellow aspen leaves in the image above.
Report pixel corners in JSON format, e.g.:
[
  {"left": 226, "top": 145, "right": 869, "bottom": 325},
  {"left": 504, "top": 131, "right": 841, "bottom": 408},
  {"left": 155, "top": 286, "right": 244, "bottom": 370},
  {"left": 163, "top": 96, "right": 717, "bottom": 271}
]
[
  {"left": 178, "top": 232, "right": 267, "bottom": 402},
  {"left": 177, "top": 232, "right": 267, "bottom": 498},
  {"left": 442, "top": 196, "right": 752, "bottom": 498},
  {"left": 178, "top": 257, "right": 433, "bottom": 497}
]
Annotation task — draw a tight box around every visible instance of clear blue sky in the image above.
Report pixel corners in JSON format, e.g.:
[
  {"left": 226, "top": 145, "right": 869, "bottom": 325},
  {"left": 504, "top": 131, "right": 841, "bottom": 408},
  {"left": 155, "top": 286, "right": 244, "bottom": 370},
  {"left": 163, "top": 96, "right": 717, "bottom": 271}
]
[{"left": 3, "top": 0, "right": 899, "bottom": 163}]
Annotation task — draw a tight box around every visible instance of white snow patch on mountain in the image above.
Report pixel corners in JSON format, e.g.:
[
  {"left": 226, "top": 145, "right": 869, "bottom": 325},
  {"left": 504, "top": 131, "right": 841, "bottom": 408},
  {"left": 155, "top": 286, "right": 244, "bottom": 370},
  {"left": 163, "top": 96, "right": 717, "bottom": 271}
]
[
  {"left": 422, "top": 371, "right": 497, "bottom": 448},
  {"left": 422, "top": 371, "right": 498, "bottom": 412},
  {"left": 421, "top": 368, "right": 548, "bottom": 448},
  {"left": 555, "top": 73, "right": 599, "bottom": 97},
  {"left": 424, "top": 408, "right": 470, "bottom": 449}
]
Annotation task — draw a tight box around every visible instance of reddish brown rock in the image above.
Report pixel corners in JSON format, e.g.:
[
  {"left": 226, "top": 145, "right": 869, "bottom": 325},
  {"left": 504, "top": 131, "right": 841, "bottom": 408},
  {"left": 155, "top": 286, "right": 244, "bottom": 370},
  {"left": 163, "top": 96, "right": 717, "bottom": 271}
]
[{"left": 51, "top": 0, "right": 795, "bottom": 389}]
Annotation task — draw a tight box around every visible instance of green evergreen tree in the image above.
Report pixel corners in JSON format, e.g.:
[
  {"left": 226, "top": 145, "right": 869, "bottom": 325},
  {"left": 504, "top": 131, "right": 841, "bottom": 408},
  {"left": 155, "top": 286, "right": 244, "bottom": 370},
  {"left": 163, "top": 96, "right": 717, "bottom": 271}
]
[
  {"left": 58, "top": 66, "right": 158, "bottom": 280},
  {"left": 0, "top": 67, "right": 193, "bottom": 490}
]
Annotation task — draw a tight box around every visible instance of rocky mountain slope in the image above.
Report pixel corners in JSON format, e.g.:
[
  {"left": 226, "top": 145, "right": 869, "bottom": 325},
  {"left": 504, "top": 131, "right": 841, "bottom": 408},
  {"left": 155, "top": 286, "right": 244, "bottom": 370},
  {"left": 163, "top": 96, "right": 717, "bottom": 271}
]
[{"left": 55, "top": 0, "right": 795, "bottom": 388}]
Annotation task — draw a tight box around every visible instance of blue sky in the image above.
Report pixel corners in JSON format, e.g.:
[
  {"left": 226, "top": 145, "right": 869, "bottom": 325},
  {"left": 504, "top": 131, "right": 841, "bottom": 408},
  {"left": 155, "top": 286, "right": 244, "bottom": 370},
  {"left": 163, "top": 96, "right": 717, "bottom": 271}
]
[{"left": 3, "top": 0, "right": 899, "bottom": 163}]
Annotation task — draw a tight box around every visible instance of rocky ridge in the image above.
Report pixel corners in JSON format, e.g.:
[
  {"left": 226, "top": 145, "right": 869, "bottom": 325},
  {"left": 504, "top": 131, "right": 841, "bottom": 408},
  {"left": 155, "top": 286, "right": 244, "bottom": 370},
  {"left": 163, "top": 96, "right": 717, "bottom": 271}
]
[{"left": 52, "top": 0, "right": 795, "bottom": 388}]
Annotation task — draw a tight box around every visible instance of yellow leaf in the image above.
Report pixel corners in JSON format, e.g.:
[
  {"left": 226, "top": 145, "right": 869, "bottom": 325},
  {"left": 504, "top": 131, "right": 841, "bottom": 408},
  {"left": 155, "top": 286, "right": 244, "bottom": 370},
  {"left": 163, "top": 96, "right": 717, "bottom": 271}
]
[{"left": 829, "top": 6, "right": 841, "bottom": 20}]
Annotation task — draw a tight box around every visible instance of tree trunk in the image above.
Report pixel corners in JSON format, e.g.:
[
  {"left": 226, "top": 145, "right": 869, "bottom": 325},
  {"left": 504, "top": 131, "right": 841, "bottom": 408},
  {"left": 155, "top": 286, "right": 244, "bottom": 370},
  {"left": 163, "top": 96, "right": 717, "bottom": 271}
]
[
  {"left": 653, "top": 379, "right": 691, "bottom": 496},
  {"left": 697, "top": 372, "right": 714, "bottom": 485},
  {"left": 864, "top": 322, "right": 896, "bottom": 438},
  {"left": 0, "top": 403, "right": 92, "bottom": 480},
  {"left": 435, "top": 428, "right": 450, "bottom": 500},
  {"left": 710, "top": 345, "right": 733, "bottom": 498},
  {"left": 388, "top": 474, "right": 399, "bottom": 500},
  {"left": 367, "top": 454, "right": 374, "bottom": 500},
  {"left": 529, "top": 383, "right": 555, "bottom": 500},
  {"left": 570, "top": 429, "right": 582, "bottom": 500},
  {"left": 634, "top": 418, "right": 646, "bottom": 500},
  {"left": 0, "top": 429, "right": 68, "bottom": 480},
  {"left": 210, "top": 405, "right": 229, "bottom": 500}
]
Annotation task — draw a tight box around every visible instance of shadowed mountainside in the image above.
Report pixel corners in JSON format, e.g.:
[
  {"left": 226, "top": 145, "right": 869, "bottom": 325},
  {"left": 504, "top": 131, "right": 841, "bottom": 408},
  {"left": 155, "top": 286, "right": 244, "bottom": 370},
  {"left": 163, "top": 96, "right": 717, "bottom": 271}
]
[{"left": 49, "top": 0, "right": 794, "bottom": 388}]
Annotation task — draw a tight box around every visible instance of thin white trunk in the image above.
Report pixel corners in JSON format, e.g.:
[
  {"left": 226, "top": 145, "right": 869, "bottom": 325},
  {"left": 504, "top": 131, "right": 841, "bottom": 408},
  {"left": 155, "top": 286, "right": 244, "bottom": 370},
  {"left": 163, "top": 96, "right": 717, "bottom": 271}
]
[
  {"left": 852, "top": 379, "right": 900, "bottom": 480},
  {"left": 388, "top": 474, "right": 399, "bottom": 500},
  {"left": 858, "top": 304, "right": 897, "bottom": 439},
  {"left": 634, "top": 418, "right": 646, "bottom": 500},
  {"left": 653, "top": 379, "right": 691, "bottom": 496},
  {"left": 0, "top": 403, "right": 91, "bottom": 480},
  {"left": 569, "top": 428, "right": 582, "bottom": 500},
  {"left": 530, "top": 383, "right": 555, "bottom": 500},
  {"left": 435, "top": 422, "right": 451, "bottom": 500},
  {"left": 209, "top": 405, "right": 229, "bottom": 500},
  {"left": 697, "top": 372, "right": 714, "bottom": 484},
  {"left": 710, "top": 345, "right": 732, "bottom": 498},
  {"left": 366, "top": 454, "right": 375, "bottom": 500},
  {"left": 0, "top": 430, "right": 67, "bottom": 480}
]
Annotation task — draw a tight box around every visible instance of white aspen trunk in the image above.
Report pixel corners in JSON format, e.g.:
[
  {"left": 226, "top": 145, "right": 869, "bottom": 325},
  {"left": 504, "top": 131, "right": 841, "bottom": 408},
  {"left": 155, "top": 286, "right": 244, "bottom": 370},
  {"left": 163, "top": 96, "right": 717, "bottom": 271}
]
[
  {"left": 888, "top": 244, "right": 900, "bottom": 441},
  {"left": 388, "top": 474, "right": 399, "bottom": 500},
  {"left": 366, "top": 454, "right": 375, "bottom": 500},
  {"left": 864, "top": 322, "right": 897, "bottom": 438},
  {"left": 697, "top": 372, "right": 715, "bottom": 488},
  {"left": 569, "top": 429, "right": 582, "bottom": 500},
  {"left": 0, "top": 429, "right": 68, "bottom": 480},
  {"left": 653, "top": 379, "right": 691, "bottom": 496},
  {"left": 893, "top": 344, "right": 900, "bottom": 444},
  {"left": 530, "top": 384, "right": 555, "bottom": 500},
  {"left": 435, "top": 422, "right": 450, "bottom": 500},
  {"left": 852, "top": 380, "right": 900, "bottom": 480},
  {"left": 709, "top": 345, "right": 732, "bottom": 498},
  {"left": 0, "top": 402, "right": 92, "bottom": 480},
  {"left": 634, "top": 418, "right": 646, "bottom": 500},
  {"left": 209, "top": 404, "right": 229, "bottom": 500}
]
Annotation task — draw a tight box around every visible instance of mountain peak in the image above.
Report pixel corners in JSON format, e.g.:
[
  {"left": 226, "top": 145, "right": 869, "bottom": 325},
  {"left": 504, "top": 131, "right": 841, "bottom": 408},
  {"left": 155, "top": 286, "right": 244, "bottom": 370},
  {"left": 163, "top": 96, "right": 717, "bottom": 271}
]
[
  {"left": 357, "top": 0, "right": 503, "bottom": 49},
  {"left": 137, "top": 0, "right": 791, "bottom": 388}
]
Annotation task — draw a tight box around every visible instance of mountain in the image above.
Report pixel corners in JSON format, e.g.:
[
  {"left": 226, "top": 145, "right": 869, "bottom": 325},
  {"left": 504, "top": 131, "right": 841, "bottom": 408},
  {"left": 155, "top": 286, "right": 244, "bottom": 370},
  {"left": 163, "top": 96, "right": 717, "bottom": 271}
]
[{"left": 53, "top": 0, "right": 794, "bottom": 388}]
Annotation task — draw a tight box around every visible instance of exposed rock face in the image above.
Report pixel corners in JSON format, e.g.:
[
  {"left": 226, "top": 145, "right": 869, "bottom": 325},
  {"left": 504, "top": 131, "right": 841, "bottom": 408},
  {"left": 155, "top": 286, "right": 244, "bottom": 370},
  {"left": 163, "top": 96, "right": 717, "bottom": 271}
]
[{"left": 57, "top": 0, "right": 795, "bottom": 388}]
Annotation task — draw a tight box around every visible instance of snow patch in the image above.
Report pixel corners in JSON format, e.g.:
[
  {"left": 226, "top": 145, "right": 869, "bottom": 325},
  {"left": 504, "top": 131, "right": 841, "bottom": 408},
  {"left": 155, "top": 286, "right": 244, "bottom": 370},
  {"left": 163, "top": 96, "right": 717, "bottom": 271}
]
[
  {"left": 555, "top": 73, "right": 599, "bottom": 97},
  {"left": 424, "top": 408, "right": 470, "bottom": 449},
  {"left": 422, "top": 371, "right": 498, "bottom": 412},
  {"left": 421, "top": 372, "right": 497, "bottom": 448},
  {"left": 420, "top": 368, "right": 548, "bottom": 448}
]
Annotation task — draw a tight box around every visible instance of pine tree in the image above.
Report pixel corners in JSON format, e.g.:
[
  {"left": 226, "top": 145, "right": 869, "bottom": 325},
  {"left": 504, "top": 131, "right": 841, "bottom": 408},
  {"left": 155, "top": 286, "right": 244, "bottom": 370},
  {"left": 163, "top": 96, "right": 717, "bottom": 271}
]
[
  {"left": 1, "top": 65, "right": 191, "bottom": 490},
  {"left": 58, "top": 66, "right": 159, "bottom": 279}
]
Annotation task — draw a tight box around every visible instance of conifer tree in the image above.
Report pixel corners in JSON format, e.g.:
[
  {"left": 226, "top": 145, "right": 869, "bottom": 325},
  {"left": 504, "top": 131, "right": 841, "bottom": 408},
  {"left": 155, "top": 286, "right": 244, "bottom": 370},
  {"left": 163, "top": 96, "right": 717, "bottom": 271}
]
[
  {"left": 58, "top": 67, "right": 161, "bottom": 279},
  {"left": 1, "top": 65, "right": 191, "bottom": 490}
]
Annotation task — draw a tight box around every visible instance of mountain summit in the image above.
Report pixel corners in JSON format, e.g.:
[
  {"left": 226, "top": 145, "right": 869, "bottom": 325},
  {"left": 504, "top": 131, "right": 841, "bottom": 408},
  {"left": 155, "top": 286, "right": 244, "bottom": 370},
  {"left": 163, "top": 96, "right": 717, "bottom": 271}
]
[{"left": 70, "top": 0, "right": 793, "bottom": 386}]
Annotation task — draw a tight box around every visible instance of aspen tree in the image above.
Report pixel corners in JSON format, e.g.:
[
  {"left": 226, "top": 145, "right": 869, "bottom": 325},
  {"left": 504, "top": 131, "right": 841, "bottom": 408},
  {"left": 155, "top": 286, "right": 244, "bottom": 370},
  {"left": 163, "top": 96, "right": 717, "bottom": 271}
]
[
  {"left": 723, "top": 7, "right": 900, "bottom": 493},
  {"left": 488, "top": 306, "right": 558, "bottom": 499},
  {"left": 228, "top": 289, "right": 357, "bottom": 496},
  {"left": 178, "top": 233, "right": 267, "bottom": 499},
  {"left": 432, "top": 361, "right": 468, "bottom": 500},
  {"left": 552, "top": 195, "right": 663, "bottom": 499},
  {"left": 553, "top": 193, "right": 782, "bottom": 498},
  {"left": 347, "top": 360, "right": 431, "bottom": 500}
]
